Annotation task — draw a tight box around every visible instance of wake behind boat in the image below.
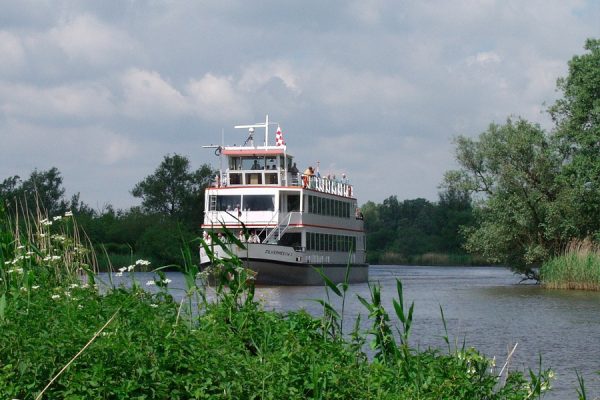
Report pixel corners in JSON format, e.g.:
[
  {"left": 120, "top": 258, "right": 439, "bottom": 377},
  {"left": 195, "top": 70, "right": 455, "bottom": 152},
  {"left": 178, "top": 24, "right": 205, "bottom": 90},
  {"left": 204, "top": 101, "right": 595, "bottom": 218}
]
[{"left": 200, "top": 115, "right": 368, "bottom": 285}]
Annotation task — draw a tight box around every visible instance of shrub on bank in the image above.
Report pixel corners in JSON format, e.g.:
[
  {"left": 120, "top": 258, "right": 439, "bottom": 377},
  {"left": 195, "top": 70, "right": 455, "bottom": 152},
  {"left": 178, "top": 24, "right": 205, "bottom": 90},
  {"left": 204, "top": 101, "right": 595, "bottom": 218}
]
[{"left": 540, "top": 240, "right": 600, "bottom": 290}]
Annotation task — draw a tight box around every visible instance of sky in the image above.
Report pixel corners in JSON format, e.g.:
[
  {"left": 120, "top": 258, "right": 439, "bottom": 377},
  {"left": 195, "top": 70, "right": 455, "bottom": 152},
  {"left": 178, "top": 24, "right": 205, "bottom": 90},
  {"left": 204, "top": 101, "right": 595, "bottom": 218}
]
[{"left": 1, "top": 0, "right": 599, "bottom": 210}]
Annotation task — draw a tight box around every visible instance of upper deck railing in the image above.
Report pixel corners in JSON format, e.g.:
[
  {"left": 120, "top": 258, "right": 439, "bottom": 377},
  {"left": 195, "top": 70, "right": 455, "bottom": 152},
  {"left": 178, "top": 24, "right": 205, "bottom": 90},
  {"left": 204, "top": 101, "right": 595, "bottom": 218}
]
[{"left": 209, "top": 170, "right": 354, "bottom": 198}]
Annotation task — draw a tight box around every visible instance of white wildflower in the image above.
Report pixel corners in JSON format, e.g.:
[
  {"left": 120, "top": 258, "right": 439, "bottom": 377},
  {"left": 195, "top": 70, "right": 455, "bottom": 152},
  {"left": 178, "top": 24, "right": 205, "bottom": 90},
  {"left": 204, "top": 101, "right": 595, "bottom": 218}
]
[
  {"left": 51, "top": 256, "right": 61, "bottom": 261},
  {"left": 51, "top": 294, "right": 60, "bottom": 300},
  {"left": 78, "top": 304, "right": 84, "bottom": 309},
  {"left": 118, "top": 267, "right": 127, "bottom": 272},
  {"left": 150, "top": 304, "right": 159, "bottom": 308},
  {"left": 146, "top": 280, "right": 156, "bottom": 286},
  {"left": 43, "top": 256, "right": 52, "bottom": 261},
  {"left": 69, "top": 283, "right": 79, "bottom": 289},
  {"left": 32, "top": 285, "right": 40, "bottom": 290},
  {"left": 53, "top": 216, "right": 62, "bottom": 221},
  {"left": 135, "top": 259, "right": 151, "bottom": 266},
  {"left": 43, "top": 220, "right": 52, "bottom": 226},
  {"left": 20, "top": 287, "right": 28, "bottom": 292},
  {"left": 127, "top": 265, "right": 135, "bottom": 272},
  {"left": 64, "top": 211, "right": 73, "bottom": 217},
  {"left": 163, "top": 278, "right": 172, "bottom": 284}
]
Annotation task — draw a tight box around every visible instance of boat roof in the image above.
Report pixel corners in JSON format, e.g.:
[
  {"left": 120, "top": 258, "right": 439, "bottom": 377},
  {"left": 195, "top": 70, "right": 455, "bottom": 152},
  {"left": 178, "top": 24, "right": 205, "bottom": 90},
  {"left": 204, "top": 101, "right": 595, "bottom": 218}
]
[{"left": 221, "top": 146, "right": 287, "bottom": 157}]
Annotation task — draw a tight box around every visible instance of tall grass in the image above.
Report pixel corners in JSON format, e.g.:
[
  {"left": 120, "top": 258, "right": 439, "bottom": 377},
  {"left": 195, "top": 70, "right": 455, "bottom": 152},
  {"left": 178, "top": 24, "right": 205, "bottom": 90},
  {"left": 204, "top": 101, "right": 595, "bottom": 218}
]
[{"left": 541, "top": 239, "right": 600, "bottom": 290}]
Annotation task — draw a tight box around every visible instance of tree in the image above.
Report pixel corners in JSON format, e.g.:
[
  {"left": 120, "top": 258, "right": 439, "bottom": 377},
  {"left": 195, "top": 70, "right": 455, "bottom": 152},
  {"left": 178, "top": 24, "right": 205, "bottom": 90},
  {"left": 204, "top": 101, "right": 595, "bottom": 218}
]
[
  {"left": 549, "top": 38, "right": 600, "bottom": 238},
  {"left": 131, "top": 154, "right": 214, "bottom": 228},
  {"left": 443, "top": 118, "right": 562, "bottom": 274},
  {"left": 0, "top": 167, "right": 72, "bottom": 217}
]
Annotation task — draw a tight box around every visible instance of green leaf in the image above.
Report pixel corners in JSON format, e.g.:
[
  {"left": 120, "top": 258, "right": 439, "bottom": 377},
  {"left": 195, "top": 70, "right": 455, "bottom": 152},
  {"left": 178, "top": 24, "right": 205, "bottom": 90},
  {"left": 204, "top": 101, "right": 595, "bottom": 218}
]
[{"left": 313, "top": 267, "right": 342, "bottom": 297}]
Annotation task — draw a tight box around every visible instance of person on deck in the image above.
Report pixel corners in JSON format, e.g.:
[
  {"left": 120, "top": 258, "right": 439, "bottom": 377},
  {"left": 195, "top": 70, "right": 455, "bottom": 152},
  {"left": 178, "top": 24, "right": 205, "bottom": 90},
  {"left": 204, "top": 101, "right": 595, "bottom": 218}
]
[{"left": 302, "top": 166, "right": 314, "bottom": 188}]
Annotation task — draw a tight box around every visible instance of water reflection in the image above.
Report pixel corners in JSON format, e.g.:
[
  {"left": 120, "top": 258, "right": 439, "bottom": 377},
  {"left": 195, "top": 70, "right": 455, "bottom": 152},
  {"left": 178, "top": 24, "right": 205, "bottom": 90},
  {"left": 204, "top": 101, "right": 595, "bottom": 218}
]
[{"left": 104, "top": 266, "right": 600, "bottom": 399}]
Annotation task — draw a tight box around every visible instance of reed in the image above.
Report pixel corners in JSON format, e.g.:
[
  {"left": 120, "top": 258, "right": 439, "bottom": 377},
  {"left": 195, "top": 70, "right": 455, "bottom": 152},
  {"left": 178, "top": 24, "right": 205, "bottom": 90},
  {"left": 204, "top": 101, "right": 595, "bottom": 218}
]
[{"left": 540, "top": 239, "right": 600, "bottom": 290}]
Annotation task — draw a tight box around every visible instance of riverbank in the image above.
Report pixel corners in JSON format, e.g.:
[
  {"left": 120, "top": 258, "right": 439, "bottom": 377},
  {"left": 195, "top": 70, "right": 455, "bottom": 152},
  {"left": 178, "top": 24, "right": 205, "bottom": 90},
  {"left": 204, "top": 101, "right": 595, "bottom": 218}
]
[
  {"left": 370, "top": 251, "right": 491, "bottom": 266},
  {"left": 540, "top": 242, "right": 600, "bottom": 291}
]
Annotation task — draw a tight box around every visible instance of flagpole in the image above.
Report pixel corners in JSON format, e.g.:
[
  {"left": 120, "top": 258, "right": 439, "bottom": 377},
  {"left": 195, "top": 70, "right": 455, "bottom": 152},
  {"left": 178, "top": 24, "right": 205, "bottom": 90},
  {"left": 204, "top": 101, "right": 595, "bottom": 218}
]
[{"left": 265, "top": 114, "right": 269, "bottom": 146}]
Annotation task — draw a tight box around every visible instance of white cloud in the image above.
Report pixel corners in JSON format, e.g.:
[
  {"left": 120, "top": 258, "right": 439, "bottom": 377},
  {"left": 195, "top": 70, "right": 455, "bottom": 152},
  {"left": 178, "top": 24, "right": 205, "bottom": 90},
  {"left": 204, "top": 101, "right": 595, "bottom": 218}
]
[
  {"left": 0, "top": 31, "right": 25, "bottom": 74},
  {"left": 239, "top": 61, "right": 301, "bottom": 94},
  {"left": 120, "top": 68, "right": 189, "bottom": 118},
  {"left": 0, "top": 82, "right": 115, "bottom": 119},
  {"left": 186, "top": 73, "right": 249, "bottom": 120},
  {"left": 466, "top": 51, "right": 502, "bottom": 67},
  {"left": 49, "top": 14, "right": 137, "bottom": 66}
]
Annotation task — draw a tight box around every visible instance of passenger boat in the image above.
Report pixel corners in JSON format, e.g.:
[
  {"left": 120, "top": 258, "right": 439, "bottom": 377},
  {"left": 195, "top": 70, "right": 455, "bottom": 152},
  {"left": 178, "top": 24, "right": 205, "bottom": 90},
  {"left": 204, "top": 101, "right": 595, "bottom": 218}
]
[{"left": 200, "top": 115, "right": 368, "bottom": 285}]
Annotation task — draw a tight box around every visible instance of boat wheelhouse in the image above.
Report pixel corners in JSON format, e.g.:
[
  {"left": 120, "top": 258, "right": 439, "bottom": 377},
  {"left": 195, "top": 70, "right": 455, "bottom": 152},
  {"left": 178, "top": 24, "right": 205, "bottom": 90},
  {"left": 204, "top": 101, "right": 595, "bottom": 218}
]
[{"left": 200, "top": 115, "right": 368, "bottom": 285}]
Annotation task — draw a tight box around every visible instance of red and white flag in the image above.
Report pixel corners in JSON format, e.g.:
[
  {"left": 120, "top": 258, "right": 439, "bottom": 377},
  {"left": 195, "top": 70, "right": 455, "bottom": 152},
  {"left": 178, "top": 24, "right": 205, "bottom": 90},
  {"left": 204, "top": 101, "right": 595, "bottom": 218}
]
[{"left": 275, "top": 125, "right": 285, "bottom": 146}]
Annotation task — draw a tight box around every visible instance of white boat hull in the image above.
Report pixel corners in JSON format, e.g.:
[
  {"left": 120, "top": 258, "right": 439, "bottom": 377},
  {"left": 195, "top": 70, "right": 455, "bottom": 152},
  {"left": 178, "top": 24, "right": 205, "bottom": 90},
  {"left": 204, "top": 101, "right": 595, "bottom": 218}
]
[{"left": 200, "top": 243, "right": 368, "bottom": 285}]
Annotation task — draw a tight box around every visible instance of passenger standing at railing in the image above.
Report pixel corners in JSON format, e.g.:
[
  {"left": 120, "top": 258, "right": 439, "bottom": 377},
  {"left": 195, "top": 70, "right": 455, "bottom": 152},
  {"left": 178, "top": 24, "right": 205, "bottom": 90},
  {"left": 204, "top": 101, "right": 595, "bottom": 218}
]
[{"left": 302, "top": 166, "right": 314, "bottom": 188}]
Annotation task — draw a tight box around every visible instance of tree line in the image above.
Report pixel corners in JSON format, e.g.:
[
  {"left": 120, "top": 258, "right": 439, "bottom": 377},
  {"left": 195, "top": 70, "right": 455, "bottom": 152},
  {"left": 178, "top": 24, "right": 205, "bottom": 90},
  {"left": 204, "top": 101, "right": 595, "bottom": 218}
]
[
  {"left": 0, "top": 155, "right": 214, "bottom": 268},
  {"left": 362, "top": 189, "right": 475, "bottom": 265}
]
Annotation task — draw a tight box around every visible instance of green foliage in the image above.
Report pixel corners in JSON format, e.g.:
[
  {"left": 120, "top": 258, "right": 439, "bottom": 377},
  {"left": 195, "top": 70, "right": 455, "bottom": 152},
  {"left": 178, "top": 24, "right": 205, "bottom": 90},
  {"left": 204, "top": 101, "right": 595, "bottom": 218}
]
[
  {"left": 445, "top": 118, "right": 561, "bottom": 274},
  {"left": 0, "top": 209, "right": 553, "bottom": 399},
  {"left": 540, "top": 240, "right": 600, "bottom": 290},
  {"left": 363, "top": 194, "right": 474, "bottom": 265},
  {"left": 131, "top": 154, "right": 214, "bottom": 227},
  {"left": 444, "top": 39, "right": 600, "bottom": 278},
  {"left": 0, "top": 167, "right": 76, "bottom": 218}
]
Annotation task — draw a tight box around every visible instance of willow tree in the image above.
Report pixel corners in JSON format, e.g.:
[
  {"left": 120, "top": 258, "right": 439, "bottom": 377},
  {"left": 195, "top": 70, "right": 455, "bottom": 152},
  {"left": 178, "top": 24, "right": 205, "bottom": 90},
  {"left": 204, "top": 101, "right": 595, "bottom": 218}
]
[
  {"left": 443, "top": 119, "right": 561, "bottom": 276},
  {"left": 445, "top": 39, "right": 600, "bottom": 277}
]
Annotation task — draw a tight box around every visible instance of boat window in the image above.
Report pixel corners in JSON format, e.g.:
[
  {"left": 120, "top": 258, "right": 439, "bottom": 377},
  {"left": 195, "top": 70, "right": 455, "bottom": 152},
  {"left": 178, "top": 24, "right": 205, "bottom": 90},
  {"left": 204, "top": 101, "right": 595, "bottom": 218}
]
[
  {"left": 245, "top": 173, "right": 263, "bottom": 185},
  {"left": 242, "top": 157, "right": 265, "bottom": 170},
  {"left": 265, "top": 172, "right": 278, "bottom": 184},
  {"left": 216, "top": 195, "right": 241, "bottom": 211},
  {"left": 243, "top": 195, "right": 275, "bottom": 211},
  {"left": 229, "top": 172, "right": 242, "bottom": 185},
  {"left": 278, "top": 232, "right": 301, "bottom": 247},
  {"left": 229, "top": 157, "right": 242, "bottom": 170},
  {"left": 265, "top": 156, "right": 277, "bottom": 170},
  {"left": 287, "top": 194, "right": 300, "bottom": 212},
  {"left": 306, "top": 232, "right": 356, "bottom": 252}
]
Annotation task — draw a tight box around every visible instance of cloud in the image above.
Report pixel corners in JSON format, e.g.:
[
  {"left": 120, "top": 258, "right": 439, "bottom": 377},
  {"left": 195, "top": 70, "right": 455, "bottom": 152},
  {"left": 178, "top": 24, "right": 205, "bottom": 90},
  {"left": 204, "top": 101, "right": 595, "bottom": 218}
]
[
  {"left": 187, "top": 73, "right": 249, "bottom": 121},
  {"left": 239, "top": 61, "right": 301, "bottom": 94},
  {"left": 0, "top": 31, "right": 25, "bottom": 74},
  {"left": 120, "top": 68, "right": 189, "bottom": 118},
  {"left": 466, "top": 51, "right": 502, "bottom": 67},
  {"left": 0, "top": 81, "right": 115, "bottom": 120},
  {"left": 48, "top": 13, "right": 137, "bottom": 66}
]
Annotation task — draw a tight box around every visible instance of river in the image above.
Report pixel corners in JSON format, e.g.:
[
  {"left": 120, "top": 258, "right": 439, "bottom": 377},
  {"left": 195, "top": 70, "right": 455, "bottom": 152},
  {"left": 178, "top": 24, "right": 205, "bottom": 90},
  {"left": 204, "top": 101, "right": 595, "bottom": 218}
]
[{"left": 106, "top": 265, "right": 600, "bottom": 399}]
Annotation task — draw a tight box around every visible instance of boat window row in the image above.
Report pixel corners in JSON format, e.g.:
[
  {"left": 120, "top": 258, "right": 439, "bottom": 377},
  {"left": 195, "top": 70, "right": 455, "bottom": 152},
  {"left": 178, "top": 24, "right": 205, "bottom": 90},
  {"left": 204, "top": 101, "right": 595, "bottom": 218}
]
[
  {"left": 305, "top": 195, "right": 352, "bottom": 218},
  {"left": 229, "top": 156, "right": 288, "bottom": 171},
  {"left": 228, "top": 171, "right": 279, "bottom": 185},
  {"left": 306, "top": 232, "right": 356, "bottom": 252},
  {"left": 208, "top": 195, "right": 275, "bottom": 211}
]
